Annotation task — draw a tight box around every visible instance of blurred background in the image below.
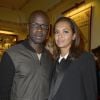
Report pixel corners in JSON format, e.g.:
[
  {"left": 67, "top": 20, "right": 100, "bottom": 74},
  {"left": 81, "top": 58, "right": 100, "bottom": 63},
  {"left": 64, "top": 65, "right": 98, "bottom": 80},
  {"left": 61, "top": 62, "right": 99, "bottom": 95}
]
[{"left": 0, "top": 0, "right": 99, "bottom": 56}]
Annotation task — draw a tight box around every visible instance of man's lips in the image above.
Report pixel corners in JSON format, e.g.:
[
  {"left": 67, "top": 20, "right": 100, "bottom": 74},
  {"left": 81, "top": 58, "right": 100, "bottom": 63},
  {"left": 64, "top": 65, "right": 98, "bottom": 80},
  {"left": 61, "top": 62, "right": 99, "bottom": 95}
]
[{"left": 32, "top": 35, "right": 43, "bottom": 38}]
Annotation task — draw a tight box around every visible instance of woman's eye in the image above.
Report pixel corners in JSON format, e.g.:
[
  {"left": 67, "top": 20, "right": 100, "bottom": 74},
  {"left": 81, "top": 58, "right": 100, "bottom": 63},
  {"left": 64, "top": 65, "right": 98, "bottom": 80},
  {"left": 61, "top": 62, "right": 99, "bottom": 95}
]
[{"left": 64, "top": 30, "right": 69, "bottom": 33}]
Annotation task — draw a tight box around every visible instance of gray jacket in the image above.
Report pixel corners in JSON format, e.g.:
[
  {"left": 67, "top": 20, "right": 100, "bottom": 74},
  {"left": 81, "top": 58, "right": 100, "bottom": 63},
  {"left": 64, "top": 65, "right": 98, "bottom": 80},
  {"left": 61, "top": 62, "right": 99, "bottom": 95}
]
[{"left": 7, "top": 41, "right": 54, "bottom": 100}]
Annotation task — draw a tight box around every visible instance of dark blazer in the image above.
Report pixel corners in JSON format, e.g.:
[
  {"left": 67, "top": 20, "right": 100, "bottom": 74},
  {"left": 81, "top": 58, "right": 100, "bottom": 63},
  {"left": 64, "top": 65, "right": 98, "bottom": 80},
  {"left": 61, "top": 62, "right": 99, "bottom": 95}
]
[{"left": 49, "top": 52, "right": 97, "bottom": 100}]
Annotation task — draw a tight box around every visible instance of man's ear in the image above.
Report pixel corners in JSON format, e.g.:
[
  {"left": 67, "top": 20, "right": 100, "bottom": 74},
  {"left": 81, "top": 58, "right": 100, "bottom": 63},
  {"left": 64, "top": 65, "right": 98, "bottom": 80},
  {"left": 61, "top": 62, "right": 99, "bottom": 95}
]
[
  {"left": 46, "top": 24, "right": 51, "bottom": 39},
  {"left": 27, "top": 23, "right": 29, "bottom": 32},
  {"left": 46, "top": 32, "right": 49, "bottom": 40}
]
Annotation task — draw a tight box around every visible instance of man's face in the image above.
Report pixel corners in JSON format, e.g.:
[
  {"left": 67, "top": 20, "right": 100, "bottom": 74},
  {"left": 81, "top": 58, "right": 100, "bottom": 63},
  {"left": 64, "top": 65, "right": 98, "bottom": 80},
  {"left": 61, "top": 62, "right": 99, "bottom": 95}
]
[{"left": 29, "top": 15, "right": 49, "bottom": 44}]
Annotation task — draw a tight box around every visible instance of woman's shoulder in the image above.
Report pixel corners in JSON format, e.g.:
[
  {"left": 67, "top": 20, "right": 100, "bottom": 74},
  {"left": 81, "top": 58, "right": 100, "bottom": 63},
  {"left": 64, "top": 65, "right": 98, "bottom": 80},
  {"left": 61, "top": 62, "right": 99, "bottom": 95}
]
[
  {"left": 77, "top": 51, "right": 95, "bottom": 66},
  {"left": 80, "top": 51, "right": 94, "bottom": 59}
]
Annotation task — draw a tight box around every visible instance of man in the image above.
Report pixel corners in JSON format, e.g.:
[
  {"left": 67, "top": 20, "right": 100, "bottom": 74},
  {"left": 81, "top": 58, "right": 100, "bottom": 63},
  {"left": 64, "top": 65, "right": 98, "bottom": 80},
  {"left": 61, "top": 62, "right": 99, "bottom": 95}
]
[{"left": 0, "top": 10, "right": 54, "bottom": 100}]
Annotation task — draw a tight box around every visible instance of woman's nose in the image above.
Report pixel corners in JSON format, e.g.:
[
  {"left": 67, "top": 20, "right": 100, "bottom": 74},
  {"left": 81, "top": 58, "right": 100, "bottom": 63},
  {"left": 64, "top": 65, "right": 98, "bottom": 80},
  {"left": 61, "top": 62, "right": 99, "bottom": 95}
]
[{"left": 58, "top": 32, "right": 64, "bottom": 38}]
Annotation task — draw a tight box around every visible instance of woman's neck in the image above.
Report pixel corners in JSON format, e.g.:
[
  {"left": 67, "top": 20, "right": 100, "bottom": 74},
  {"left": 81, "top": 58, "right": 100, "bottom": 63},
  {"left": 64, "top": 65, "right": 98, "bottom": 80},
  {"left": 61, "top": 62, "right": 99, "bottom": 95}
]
[{"left": 60, "top": 47, "right": 70, "bottom": 57}]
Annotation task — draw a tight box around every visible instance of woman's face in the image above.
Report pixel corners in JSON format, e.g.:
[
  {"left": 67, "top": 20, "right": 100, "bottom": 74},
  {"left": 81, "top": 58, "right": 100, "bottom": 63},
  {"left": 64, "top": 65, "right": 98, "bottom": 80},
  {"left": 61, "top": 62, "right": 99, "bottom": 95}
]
[{"left": 54, "top": 21, "right": 76, "bottom": 50}]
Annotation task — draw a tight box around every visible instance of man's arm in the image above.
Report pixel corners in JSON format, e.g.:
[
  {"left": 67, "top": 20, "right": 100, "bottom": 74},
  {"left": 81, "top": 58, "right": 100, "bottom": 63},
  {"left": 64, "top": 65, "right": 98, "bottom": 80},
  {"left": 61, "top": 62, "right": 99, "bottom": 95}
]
[{"left": 0, "top": 52, "right": 15, "bottom": 100}]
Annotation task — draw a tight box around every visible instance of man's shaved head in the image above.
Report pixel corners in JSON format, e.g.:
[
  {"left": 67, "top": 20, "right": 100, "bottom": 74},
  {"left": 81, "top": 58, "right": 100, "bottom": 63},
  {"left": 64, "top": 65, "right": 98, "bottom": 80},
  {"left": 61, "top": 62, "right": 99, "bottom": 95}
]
[{"left": 29, "top": 10, "right": 50, "bottom": 24}]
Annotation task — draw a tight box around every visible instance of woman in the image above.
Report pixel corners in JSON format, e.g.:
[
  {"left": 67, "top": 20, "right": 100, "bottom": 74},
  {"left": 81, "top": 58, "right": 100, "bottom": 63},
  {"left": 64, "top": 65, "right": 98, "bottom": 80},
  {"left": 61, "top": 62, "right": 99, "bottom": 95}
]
[{"left": 48, "top": 17, "right": 97, "bottom": 100}]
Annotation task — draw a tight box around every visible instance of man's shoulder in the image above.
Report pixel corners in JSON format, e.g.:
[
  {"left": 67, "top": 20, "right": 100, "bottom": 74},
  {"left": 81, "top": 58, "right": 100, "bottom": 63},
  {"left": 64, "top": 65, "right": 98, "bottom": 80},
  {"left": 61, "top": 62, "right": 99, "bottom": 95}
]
[
  {"left": 44, "top": 48, "right": 52, "bottom": 56},
  {"left": 7, "top": 42, "right": 25, "bottom": 53}
]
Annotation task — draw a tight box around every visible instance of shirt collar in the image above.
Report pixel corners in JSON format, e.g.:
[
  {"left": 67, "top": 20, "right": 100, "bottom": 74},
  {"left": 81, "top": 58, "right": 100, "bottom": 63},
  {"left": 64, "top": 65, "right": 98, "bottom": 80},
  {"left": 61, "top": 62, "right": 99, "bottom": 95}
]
[{"left": 58, "top": 53, "right": 69, "bottom": 63}]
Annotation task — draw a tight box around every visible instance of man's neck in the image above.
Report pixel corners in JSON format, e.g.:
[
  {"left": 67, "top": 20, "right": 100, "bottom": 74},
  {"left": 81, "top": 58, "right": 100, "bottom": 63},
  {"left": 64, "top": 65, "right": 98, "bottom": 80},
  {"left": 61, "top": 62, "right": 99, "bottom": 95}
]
[{"left": 29, "top": 40, "right": 43, "bottom": 53}]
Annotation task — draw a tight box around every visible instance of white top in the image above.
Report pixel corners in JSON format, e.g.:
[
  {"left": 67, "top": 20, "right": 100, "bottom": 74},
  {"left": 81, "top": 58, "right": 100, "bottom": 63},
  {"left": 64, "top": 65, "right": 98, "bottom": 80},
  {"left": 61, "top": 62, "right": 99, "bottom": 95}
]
[
  {"left": 58, "top": 53, "right": 69, "bottom": 63},
  {"left": 37, "top": 53, "right": 42, "bottom": 61}
]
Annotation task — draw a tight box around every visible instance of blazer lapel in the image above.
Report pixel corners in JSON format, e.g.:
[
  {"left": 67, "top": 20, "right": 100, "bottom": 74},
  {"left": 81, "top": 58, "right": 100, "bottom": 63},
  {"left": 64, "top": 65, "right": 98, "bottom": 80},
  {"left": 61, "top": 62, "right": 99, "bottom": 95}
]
[{"left": 49, "top": 56, "right": 72, "bottom": 100}]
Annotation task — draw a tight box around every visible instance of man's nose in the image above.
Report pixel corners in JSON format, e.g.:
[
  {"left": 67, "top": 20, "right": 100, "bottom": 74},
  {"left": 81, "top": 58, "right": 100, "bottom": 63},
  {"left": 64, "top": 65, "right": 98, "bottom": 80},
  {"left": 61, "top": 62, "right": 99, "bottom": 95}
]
[{"left": 37, "top": 25, "right": 42, "bottom": 31}]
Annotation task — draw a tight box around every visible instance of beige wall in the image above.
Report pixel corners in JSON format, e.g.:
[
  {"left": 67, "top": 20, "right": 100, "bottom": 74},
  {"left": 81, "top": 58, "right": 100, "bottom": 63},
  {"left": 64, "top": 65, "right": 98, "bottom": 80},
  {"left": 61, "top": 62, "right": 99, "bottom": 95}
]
[
  {"left": 91, "top": 0, "right": 100, "bottom": 49},
  {"left": 47, "top": 0, "right": 87, "bottom": 24},
  {"left": 0, "top": 7, "right": 26, "bottom": 23}
]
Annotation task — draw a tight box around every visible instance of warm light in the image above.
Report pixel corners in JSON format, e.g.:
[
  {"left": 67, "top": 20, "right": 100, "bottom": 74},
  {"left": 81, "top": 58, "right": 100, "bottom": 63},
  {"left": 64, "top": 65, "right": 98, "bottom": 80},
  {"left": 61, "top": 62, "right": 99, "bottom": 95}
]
[
  {"left": 64, "top": 2, "right": 93, "bottom": 17},
  {"left": 4, "top": 43, "right": 11, "bottom": 49},
  {"left": 13, "top": 38, "right": 17, "bottom": 42},
  {"left": 0, "top": 30, "right": 16, "bottom": 35}
]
